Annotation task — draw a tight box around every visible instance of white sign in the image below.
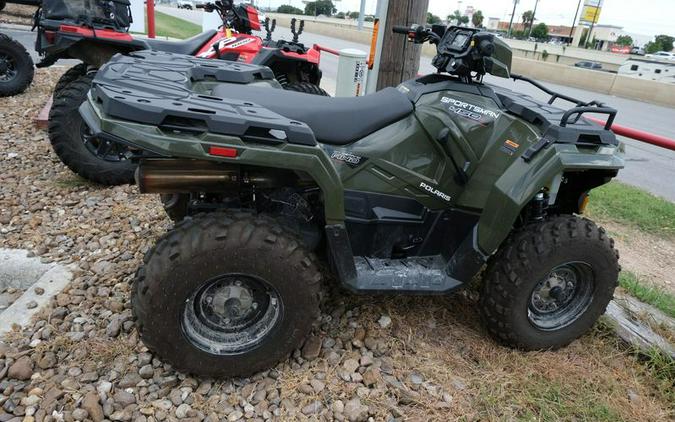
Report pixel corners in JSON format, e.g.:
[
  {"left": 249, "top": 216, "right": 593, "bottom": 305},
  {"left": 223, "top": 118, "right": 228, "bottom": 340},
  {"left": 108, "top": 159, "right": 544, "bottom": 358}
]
[{"left": 129, "top": 0, "right": 145, "bottom": 33}]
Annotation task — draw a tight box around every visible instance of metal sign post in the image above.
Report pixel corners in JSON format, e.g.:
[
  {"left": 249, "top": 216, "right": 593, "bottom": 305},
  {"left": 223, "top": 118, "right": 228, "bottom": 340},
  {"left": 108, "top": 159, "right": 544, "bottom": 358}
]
[{"left": 365, "top": 0, "right": 389, "bottom": 94}]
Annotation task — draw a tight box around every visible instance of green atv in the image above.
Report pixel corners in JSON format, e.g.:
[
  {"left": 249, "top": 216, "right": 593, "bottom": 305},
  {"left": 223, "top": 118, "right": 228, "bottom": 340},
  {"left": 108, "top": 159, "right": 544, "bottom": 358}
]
[{"left": 80, "top": 25, "right": 624, "bottom": 378}]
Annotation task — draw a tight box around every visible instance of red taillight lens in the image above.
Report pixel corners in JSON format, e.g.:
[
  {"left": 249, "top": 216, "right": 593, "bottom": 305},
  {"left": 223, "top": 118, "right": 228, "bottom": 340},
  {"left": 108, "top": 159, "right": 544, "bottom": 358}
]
[{"left": 209, "top": 146, "right": 238, "bottom": 158}]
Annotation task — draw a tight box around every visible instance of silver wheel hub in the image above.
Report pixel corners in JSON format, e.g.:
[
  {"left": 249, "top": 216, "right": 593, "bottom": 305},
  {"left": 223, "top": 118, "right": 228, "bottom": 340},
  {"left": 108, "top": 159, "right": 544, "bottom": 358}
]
[{"left": 181, "top": 274, "right": 282, "bottom": 355}]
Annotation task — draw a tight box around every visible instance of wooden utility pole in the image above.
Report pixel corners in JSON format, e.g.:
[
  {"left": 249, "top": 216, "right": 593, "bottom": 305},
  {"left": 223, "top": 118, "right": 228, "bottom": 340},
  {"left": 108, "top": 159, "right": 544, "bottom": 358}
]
[{"left": 376, "top": 0, "right": 430, "bottom": 90}]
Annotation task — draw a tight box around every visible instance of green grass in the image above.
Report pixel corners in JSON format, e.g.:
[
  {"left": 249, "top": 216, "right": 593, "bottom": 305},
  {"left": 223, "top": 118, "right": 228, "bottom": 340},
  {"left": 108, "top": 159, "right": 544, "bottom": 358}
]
[
  {"left": 153, "top": 11, "right": 202, "bottom": 40},
  {"left": 619, "top": 271, "right": 675, "bottom": 318},
  {"left": 587, "top": 181, "right": 675, "bottom": 238}
]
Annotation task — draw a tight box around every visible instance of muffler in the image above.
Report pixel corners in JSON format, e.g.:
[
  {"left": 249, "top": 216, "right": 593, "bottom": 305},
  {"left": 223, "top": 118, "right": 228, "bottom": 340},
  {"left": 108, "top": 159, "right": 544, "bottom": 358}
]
[{"left": 136, "top": 159, "right": 300, "bottom": 194}]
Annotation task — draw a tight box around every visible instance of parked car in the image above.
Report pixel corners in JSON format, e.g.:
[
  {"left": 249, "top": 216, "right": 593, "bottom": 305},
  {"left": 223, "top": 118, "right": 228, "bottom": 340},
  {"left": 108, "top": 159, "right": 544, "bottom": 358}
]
[
  {"left": 630, "top": 46, "right": 645, "bottom": 56},
  {"left": 574, "top": 61, "right": 603, "bottom": 70},
  {"left": 645, "top": 51, "right": 675, "bottom": 61},
  {"left": 177, "top": 0, "right": 193, "bottom": 9}
]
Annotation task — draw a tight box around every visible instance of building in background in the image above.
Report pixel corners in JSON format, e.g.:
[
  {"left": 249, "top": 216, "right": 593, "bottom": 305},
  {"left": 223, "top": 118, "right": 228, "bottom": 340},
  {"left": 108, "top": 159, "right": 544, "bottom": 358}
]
[{"left": 486, "top": 17, "right": 500, "bottom": 31}]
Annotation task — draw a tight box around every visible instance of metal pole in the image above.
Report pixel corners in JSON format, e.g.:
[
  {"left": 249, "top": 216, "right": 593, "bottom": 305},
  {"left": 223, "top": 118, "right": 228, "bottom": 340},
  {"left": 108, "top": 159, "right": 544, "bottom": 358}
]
[
  {"left": 527, "top": 0, "right": 540, "bottom": 38},
  {"left": 147, "top": 0, "right": 155, "bottom": 38},
  {"left": 366, "top": 0, "right": 389, "bottom": 94},
  {"left": 357, "top": 0, "right": 366, "bottom": 30},
  {"left": 569, "top": 0, "right": 582, "bottom": 44},
  {"left": 507, "top": 0, "right": 518, "bottom": 38}
]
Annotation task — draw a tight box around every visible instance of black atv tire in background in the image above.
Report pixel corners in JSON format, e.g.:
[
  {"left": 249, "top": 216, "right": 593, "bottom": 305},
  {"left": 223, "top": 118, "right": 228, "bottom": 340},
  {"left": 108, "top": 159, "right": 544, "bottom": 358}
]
[
  {"left": 132, "top": 212, "right": 323, "bottom": 378},
  {"left": 53, "top": 63, "right": 87, "bottom": 97},
  {"left": 479, "top": 215, "right": 620, "bottom": 351},
  {"left": 0, "top": 33, "right": 34, "bottom": 97},
  {"left": 284, "top": 82, "right": 330, "bottom": 96},
  {"left": 48, "top": 74, "right": 136, "bottom": 185}
]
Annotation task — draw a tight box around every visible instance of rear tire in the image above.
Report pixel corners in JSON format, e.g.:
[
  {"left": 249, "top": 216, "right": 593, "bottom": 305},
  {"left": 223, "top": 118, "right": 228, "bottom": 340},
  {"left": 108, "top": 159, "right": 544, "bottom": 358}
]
[
  {"left": 48, "top": 74, "right": 136, "bottom": 186},
  {"left": 132, "top": 212, "right": 323, "bottom": 378},
  {"left": 0, "top": 33, "right": 34, "bottom": 97},
  {"left": 284, "top": 82, "right": 330, "bottom": 96},
  {"left": 53, "top": 63, "right": 87, "bottom": 96},
  {"left": 479, "top": 215, "right": 620, "bottom": 350}
]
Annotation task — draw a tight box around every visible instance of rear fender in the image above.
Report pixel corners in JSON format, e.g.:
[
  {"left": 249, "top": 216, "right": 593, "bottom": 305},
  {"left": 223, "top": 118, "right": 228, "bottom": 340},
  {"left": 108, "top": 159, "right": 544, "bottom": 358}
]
[
  {"left": 476, "top": 143, "right": 624, "bottom": 255},
  {"left": 81, "top": 99, "right": 346, "bottom": 224}
]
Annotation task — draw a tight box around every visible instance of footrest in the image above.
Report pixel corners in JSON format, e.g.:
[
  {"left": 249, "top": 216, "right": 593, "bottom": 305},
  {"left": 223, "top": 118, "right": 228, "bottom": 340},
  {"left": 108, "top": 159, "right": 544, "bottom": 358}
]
[{"left": 350, "top": 256, "right": 462, "bottom": 293}]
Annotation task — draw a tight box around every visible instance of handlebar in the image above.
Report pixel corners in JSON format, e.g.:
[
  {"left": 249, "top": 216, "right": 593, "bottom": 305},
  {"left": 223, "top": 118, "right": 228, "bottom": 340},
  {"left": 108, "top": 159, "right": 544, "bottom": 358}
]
[
  {"left": 195, "top": 4, "right": 205, "bottom": 8},
  {"left": 392, "top": 26, "right": 411, "bottom": 34}
]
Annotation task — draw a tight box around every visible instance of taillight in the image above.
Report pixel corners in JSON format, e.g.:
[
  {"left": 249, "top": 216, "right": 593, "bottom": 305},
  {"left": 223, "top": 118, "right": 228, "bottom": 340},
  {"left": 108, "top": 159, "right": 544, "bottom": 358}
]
[{"left": 209, "top": 146, "right": 238, "bottom": 158}]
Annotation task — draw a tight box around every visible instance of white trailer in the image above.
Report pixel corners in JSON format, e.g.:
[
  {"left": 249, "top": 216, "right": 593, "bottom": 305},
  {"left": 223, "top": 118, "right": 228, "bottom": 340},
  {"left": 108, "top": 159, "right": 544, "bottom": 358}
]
[{"left": 618, "top": 58, "right": 675, "bottom": 84}]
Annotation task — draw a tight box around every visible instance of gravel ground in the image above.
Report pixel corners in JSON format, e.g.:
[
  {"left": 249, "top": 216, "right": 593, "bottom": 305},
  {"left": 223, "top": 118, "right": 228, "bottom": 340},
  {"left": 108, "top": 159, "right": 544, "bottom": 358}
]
[
  {"left": 0, "top": 69, "right": 673, "bottom": 422},
  {"left": 0, "top": 4, "right": 36, "bottom": 26},
  {"left": 0, "top": 288, "right": 24, "bottom": 311}
]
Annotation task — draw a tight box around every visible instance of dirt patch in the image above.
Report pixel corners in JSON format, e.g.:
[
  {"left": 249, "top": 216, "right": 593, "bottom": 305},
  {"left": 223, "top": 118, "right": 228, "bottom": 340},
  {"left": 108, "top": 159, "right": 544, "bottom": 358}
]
[
  {"left": 0, "top": 3, "right": 37, "bottom": 26},
  {"left": 602, "top": 221, "right": 675, "bottom": 295}
]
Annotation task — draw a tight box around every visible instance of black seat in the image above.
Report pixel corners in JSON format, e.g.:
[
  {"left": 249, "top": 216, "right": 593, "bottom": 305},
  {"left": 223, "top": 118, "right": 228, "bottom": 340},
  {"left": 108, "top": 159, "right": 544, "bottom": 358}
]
[
  {"left": 142, "top": 30, "right": 217, "bottom": 55},
  {"left": 211, "top": 84, "right": 414, "bottom": 145}
]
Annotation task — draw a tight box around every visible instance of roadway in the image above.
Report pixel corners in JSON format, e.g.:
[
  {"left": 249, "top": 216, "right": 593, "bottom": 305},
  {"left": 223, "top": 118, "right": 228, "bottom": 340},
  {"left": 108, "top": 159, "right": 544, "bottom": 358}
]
[{"left": 4, "top": 10, "right": 675, "bottom": 201}]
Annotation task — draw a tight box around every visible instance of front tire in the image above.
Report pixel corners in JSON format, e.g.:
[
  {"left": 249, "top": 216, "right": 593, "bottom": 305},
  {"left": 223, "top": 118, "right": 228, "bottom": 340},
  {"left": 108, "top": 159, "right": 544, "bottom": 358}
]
[
  {"left": 284, "top": 82, "right": 330, "bottom": 96},
  {"left": 0, "top": 33, "right": 34, "bottom": 97},
  {"left": 479, "top": 215, "right": 620, "bottom": 350},
  {"left": 133, "top": 212, "right": 323, "bottom": 378},
  {"left": 48, "top": 74, "right": 136, "bottom": 185},
  {"left": 53, "top": 63, "right": 87, "bottom": 96}
]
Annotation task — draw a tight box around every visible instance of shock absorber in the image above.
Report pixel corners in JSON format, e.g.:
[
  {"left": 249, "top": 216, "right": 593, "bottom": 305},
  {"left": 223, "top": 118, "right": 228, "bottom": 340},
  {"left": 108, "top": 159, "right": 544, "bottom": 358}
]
[{"left": 532, "top": 191, "right": 548, "bottom": 220}]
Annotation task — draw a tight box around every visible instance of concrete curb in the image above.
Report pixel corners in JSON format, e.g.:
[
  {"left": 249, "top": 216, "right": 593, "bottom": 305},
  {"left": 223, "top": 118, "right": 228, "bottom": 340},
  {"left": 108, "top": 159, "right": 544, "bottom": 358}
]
[
  {"left": 0, "top": 23, "right": 33, "bottom": 32},
  {"left": 0, "top": 263, "right": 74, "bottom": 337}
]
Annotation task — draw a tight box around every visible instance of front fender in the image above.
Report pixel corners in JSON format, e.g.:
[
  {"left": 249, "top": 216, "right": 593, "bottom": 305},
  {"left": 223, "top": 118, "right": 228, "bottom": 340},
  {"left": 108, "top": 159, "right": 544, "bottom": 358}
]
[{"left": 476, "top": 143, "right": 624, "bottom": 255}]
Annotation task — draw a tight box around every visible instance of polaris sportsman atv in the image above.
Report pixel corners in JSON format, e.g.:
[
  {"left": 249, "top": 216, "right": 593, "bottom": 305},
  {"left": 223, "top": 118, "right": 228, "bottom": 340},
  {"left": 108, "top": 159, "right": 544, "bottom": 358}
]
[
  {"left": 80, "top": 24, "right": 624, "bottom": 378},
  {"left": 36, "top": 0, "right": 325, "bottom": 185}
]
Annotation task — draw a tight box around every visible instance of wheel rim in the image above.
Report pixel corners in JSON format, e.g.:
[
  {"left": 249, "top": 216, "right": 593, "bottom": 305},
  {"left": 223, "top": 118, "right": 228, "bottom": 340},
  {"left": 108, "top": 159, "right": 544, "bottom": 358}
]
[
  {"left": 527, "top": 262, "right": 595, "bottom": 330},
  {"left": 0, "top": 52, "right": 17, "bottom": 82},
  {"left": 181, "top": 274, "right": 282, "bottom": 355},
  {"left": 80, "top": 119, "right": 132, "bottom": 162}
]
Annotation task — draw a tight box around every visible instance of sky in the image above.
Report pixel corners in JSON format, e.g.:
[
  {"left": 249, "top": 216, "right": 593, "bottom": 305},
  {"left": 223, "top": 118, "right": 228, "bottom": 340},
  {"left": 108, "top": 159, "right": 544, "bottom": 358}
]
[{"left": 258, "top": 0, "right": 675, "bottom": 39}]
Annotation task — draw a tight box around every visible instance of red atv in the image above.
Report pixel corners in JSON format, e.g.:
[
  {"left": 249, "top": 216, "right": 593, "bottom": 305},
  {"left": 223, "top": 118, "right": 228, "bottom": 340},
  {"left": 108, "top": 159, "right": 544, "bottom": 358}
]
[{"left": 36, "top": 0, "right": 326, "bottom": 185}]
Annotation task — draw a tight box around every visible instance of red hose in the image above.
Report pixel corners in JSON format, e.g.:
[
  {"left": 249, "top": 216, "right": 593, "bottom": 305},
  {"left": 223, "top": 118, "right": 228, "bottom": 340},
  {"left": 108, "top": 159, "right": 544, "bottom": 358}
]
[
  {"left": 587, "top": 117, "right": 675, "bottom": 151},
  {"left": 313, "top": 44, "right": 340, "bottom": 56}
]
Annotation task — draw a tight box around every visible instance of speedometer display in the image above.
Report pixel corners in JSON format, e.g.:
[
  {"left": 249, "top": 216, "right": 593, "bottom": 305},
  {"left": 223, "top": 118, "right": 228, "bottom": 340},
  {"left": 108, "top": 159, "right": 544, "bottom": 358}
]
[{"left": 451, "top": 33, "right": 469, "bottom": 49}]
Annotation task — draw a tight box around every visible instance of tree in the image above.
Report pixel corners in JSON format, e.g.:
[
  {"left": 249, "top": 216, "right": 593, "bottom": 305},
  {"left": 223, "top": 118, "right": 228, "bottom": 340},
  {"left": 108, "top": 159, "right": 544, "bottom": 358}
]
[
  {"left": 277, "top": 4, "right": 303, "bottom": 14},
  {"left": 447, "top": 10, "right": 468, "bottom": 25},
  {"left": 427, "top": 12, "right": 441, "bottom": 24},
  {"left": 349, "top": 11, "right": 359, "bottom": 19},
  {"left": 645, "top": 34, "right": 674, "bottom": 53},
  {"left": 471, "top": 10, "right": 484, "bottom": 28},
  {"left": 304, "top": 0, "right": 336, "bottom": 16},
  {"left": 522, "top": 10, "right": 534, "bottom": 28},
  {"left": 615, "top": 35, "right": 633, "bottom": 47},
  {"left": 530, "top": 23, "right": 549, "bottom": 41}
]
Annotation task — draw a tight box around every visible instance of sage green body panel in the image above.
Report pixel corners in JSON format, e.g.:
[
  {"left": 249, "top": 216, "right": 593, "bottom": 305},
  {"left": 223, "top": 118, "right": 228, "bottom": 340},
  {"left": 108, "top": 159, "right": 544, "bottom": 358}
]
[{"left": 84, "top": 80, "right": 624, "bottom": 255}]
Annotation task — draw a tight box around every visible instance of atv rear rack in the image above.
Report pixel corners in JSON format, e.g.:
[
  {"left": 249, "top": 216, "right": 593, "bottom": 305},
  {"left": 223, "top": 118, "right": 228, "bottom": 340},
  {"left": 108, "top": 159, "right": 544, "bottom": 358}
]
[
  {"left": 511, "top": 73, "right": 617, "bottom": 130},
  {"left": 87, "top": 51, "right": 317, "bottom": 147}
]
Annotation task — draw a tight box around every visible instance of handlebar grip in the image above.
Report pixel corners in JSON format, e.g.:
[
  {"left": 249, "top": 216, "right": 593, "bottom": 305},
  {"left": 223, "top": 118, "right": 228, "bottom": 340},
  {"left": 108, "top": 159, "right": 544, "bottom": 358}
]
[
  {"left": 392, "top": 26, "right": 410, "bottom": 34},
  {"left": 196, "top": 4, "right": 205, "bottom": 8}
]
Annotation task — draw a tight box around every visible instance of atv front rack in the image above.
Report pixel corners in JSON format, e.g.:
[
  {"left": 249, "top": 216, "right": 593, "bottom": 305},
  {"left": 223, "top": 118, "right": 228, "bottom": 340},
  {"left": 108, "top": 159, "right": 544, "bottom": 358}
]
[{"left": 511, "top": 73, "right": 617, "bottom": 130}]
